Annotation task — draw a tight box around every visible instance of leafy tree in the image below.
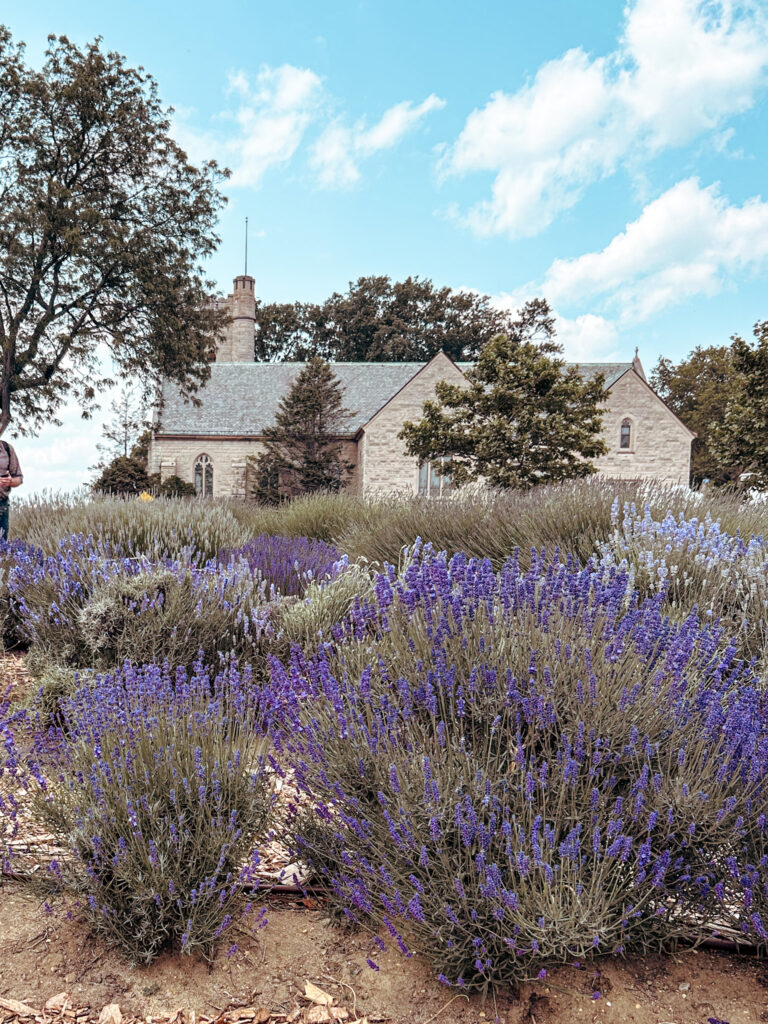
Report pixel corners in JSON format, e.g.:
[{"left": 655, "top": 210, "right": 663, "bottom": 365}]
[
  {"left": 0, "top": 28, "right": 229, "bottom": 437},
  {"left": 400, "top": 302, "right": 607, "bottom": 489},
  {"left": 92, "top": 454, "right": 151, "bottom": 495},
  {"left": 255, "top": 275, "right": 523, "bottom": 363},
  {"left": 650, "top": 346, "right": 744, "bottom": 486},
  {"left": 709, "top": 322, "right": 768, "bottom": 488},
  {"left": 92, "top": 384, "right": 146, "bottom": 470},
  {"left": 249, "top": 357, "right": 355, "bottom": 502}
]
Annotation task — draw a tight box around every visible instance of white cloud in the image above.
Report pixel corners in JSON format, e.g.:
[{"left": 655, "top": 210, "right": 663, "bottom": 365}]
[
  {"left": 174, "top": 64, "right": 324, "bottom": 187},
  {"left": 443, "top": 0, "right": 768, "bottom": 237},
  {"left": 489, "top": 289, "right": 621, "bottom": 361},
  {"left": 518, "top": 178, "right": 768, "bottom": 324},
  {"left": 14, "top": 400, "right": 112, "bottom": 497},
  {"left": 311, "top": 124, "right": 361, "bottom": 188},
  {"left": 311, "top": 94, "right": 445, "bottom": 189},
  {"left": 554, "top": 313, "right": 621, "bottom": 362},
  {"left": 176, "top": 72, "right": 444, "bottom": 190},
  {"left": 226, "top": 65, "right": 324, "bottom": 187}
]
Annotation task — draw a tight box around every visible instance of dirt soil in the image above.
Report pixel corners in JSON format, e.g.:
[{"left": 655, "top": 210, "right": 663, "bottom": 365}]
[{"left": 0, "top": 884, "right": 767, "bottom": 1024}]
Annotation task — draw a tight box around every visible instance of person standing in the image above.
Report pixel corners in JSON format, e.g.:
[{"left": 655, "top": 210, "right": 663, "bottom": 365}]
[{"left": 0, "top": 440, "right": 23, "bottom": 538}]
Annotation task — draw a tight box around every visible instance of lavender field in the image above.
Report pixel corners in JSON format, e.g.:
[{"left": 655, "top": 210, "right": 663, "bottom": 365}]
[{"left": 2, "top": 479, "right": 768, "bottom": 993}]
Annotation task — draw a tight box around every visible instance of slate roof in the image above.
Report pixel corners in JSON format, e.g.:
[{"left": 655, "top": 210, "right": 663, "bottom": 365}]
[
  {"left": 155, "top": 362, "right": 427, "bottom": 436},
  {"left": 569, "top": 363, "right": 633, "bottom": 387},
  {"left": 154, "top": 359, "right": 635, "bottom": 437}
]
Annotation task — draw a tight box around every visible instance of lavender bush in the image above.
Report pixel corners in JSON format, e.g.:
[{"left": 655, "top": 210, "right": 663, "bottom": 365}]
[
  {"left": 268, "top": 564, "right": 373, "bottom": 663},
  {"left": 0, "top": 539, "right": 41, "bottom": 649},
  {"left": 598, "top": 499, "right": 768, "bottom": 662},
  {"left": 269, "top": 544, "right": 767, "bottom": 990},
  {"left": 77, "top": 561, "right": 271, "bottom": 672},
  {"left": 5, "top": 536, "right": 272, "bottom": 686},
  {"left": 14, "top": 492, "right": 249, "bottom": 560},
  {"left": 220, "top": 533, "right": 344, "bottom": 596},
  {"left": 7, "top": 660, "right": 274, "bottom": 963}
]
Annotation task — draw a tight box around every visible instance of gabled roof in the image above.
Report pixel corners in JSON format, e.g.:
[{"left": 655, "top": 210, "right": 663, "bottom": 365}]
[
  {"left": 154, "top": 359, "right": 636, "bottom": 437},
  {"left": 155, "top": 362, "right": 426, "bottom": 437}
]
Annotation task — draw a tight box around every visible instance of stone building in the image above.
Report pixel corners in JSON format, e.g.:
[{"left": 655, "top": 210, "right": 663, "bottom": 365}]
[{"left": 147, "top": 275, "right": 694, "bottom": 497}]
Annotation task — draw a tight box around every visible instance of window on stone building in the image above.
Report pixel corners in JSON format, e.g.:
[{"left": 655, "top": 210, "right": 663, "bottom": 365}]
[
  {"left": 194, "top": 454, "right": 213, "bottom": 497},
  {"left": 418, "top": 458, "right": 454, "bottom": 497},
  {"left": 620, "top": 419, "right": 632, "bottom": 450}
]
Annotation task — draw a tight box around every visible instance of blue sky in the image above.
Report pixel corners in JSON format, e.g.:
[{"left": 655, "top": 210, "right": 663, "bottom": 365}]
[{"left": 6, "top": 0, "right": 768, "bottom": 494}]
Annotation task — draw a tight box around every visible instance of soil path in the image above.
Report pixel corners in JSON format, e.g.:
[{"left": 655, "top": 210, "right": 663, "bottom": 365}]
[{"left": 0, "top": 885, "right": 767, "bottom": 1024}]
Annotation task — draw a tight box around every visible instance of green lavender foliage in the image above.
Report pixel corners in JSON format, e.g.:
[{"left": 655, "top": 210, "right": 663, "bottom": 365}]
[
  {"left": 13, "top": 492, "right": 249, "bottom": 559},
  {"left": 268, "top": 564, "right": 374, "bottom": 662},
  {"left": 76, "top": 565, "right": 268, "bottom": 671}
]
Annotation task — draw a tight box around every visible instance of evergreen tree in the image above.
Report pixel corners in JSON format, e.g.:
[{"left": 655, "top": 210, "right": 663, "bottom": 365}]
[
  {"left": 249, "top": 357, "right": 355, "bottom": 502},
  {"left": 400, "top": 304, "right": 607, "bottom": 489}
]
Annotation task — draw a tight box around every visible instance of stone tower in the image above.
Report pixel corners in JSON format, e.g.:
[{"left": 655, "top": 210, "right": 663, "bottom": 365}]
[{"left": 215, "top": 275, "right": 256, "bottom": 362}]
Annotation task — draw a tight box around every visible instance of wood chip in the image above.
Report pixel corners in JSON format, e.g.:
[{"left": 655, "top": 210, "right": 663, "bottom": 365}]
[
  {"left": 98, "top": 1005, "right": 122, "bottom": 1024},
  {"left": 305, "top": 1009, "right": 349, "bottom": 1024},
  {"left": 303, "top": 984, "right": 334, "bottom": 1008},
  {"left": 45, "top": 994, "right": 71, "bottom": 1013},
  {"left": 0, "top": 998, "right": 40, "bottom": 1017}
]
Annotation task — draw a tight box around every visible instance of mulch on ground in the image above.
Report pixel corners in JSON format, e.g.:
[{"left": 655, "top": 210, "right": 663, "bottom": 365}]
[{"left": 0, "top": 981, "right": 370, "bottom": 1024}]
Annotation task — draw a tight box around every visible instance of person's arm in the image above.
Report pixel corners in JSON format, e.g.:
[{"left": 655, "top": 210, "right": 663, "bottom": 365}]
[{"left": 2, "top": 448, "right": 22, "bottom": 488}]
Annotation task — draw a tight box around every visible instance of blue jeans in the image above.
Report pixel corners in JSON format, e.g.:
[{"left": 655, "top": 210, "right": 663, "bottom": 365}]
[{"left": 0, "top": 502, "right": 8, "bottom": 539}]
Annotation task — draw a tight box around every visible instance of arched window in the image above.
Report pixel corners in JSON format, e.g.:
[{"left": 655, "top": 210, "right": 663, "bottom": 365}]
[
  {"left": 620, "top": 418, "right": 632, "bottom": 450},
  {"left": 194, "top": 454, "right": 213, "bottom": 497}
]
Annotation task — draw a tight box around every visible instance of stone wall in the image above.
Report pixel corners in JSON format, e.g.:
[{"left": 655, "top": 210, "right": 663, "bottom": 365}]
[
  {"left": 147, "top": 436, "right": 360, "bottom": 498},
  {"left": 594, "top": 370, "right": 692, "bottom": 484},
  {"left": 360, "top": 352, "right": 467, "bottom": 494}
]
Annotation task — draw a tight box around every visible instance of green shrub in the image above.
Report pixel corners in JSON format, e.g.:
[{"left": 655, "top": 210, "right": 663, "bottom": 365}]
[
  {"left": 224, "top": 491, "right": 373, "bottom": 545},
  {"left": 22, "top": 650, "right": 87, "bottom": 714},
  {"left": 158, "top": 475, "right": 197, "bottom": 498},
  {"left": 269, "top": 564, "right": 373, "bottom": 660}
]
